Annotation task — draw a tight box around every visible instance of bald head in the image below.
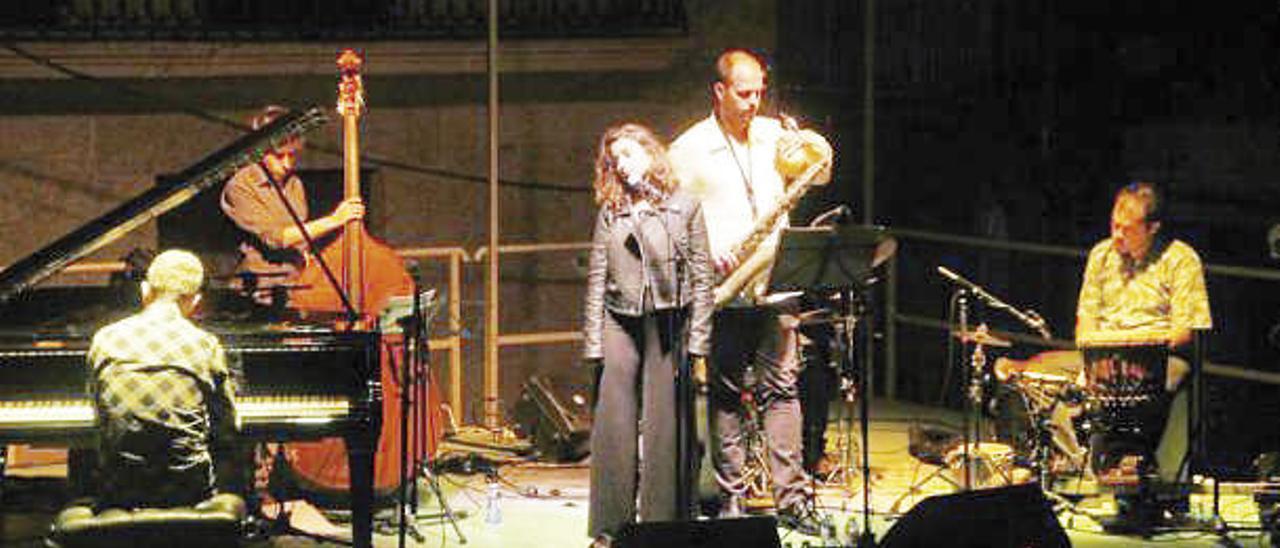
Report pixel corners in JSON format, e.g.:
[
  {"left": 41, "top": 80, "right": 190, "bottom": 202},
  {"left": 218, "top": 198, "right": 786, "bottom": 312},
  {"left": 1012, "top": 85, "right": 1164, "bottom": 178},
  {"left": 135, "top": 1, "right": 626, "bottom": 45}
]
[
  {"left": 713, "top": 49, "right": 767, "bottom": 141},
  {"left": 715, "top": 49, "right": 766, "bottom": 84}
]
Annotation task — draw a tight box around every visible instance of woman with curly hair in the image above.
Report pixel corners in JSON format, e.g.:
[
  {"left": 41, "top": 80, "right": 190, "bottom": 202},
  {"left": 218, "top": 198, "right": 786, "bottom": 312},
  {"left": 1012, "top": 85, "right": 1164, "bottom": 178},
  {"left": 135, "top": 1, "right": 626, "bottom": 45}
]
[{"left": 582, "top": 122, "right": 714, "bottom": 546}]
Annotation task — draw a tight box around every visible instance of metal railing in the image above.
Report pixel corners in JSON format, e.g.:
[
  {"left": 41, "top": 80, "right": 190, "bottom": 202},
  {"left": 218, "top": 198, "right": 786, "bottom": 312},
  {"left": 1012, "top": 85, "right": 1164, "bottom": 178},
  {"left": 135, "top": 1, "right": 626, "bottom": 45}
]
[{"left": 397, "top": 246, "right": 468, "bottom": 421}]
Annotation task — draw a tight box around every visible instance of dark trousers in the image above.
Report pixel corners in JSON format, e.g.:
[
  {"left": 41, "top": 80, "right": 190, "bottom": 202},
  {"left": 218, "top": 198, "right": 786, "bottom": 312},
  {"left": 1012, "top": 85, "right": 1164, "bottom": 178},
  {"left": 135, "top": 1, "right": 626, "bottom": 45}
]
[
  {"left": 708, "top": 307, "right": 807, "bottom": 512},
  {"left": 798, "top": 345, "right": 838, "bottom": 473},
  {"left": 588, "top": 309, "right": 683, "bottom": 539}
]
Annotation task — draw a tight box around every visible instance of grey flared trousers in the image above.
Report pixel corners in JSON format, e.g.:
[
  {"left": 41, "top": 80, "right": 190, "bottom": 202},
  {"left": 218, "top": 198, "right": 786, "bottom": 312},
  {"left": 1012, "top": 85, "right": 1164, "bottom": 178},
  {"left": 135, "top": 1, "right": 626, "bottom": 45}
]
[{"left": 588, "top": 308, "right": 683, "bottom": 539}]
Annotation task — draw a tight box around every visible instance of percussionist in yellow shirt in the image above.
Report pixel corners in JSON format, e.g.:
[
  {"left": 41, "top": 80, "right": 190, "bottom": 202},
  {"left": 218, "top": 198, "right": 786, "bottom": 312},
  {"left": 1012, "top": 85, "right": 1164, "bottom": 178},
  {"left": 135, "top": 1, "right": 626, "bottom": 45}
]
[
  {"left": 1074, "top": 181, "right": 1211, "bottom": 529},
  {"left": 1075, "top": 181, "right": 1212, "bottom": 391}
]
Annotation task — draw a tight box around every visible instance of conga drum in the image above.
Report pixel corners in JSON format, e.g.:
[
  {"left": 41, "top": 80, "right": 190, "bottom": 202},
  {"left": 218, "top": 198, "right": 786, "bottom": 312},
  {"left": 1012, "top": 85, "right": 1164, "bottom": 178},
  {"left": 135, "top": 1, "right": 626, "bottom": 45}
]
[{"left": 1080, "top": 334, "right": 1170, "bottom": 488}]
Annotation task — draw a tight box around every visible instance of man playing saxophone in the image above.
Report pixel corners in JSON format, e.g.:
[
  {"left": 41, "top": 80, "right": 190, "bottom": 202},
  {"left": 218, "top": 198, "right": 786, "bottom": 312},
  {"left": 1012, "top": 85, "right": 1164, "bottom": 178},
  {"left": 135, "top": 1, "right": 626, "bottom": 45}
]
[{"left": 668, "top": 48, "right": 832, "bottom": 536}]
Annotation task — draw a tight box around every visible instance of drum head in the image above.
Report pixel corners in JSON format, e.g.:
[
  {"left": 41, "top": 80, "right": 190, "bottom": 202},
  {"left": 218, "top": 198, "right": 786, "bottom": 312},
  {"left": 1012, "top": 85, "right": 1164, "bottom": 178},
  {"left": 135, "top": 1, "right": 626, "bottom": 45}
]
[{"left": 943, "top": 442, "right": 1031, "bottom": 488}]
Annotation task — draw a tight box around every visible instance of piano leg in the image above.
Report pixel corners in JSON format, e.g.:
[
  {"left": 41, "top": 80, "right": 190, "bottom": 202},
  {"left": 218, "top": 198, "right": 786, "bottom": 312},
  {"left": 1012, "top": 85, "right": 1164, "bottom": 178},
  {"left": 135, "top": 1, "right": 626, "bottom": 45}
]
[
  {"left": 346, "top": 432, "right": 375, "bottom": 548},
  {"left": 347, "top": 379, "right": 383, "bottom": 548},
  {"left": 67, "top": 448, "right": 97, "bottom": 500}
]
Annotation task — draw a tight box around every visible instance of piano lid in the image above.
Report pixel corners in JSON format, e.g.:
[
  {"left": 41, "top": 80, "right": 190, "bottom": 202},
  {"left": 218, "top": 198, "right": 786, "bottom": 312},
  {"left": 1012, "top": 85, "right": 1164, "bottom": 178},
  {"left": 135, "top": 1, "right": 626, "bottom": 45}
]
[{"left": 0, "top": 106, "right": 329, "bottom": 304}]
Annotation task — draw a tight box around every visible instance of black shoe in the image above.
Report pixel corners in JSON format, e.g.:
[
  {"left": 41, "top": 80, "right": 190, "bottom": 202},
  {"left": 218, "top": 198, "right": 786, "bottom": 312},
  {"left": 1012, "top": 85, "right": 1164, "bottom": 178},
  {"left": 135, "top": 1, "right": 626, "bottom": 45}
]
[{"left": 777, "top": 508, "right": 826, "bottom": 537}]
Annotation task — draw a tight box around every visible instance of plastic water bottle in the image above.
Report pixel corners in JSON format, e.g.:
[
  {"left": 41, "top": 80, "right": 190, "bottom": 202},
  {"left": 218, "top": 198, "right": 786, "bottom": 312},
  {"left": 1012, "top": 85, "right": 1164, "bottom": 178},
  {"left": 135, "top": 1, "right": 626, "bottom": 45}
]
[
  {"left": 842, "top": 516, "right": 858, "bottom": 546},
  {"left": 485, "top": 480, "right": 503, "bottom": 526},
  {"left": 820, "top": 515, "right": 839, "bottom": 546}
]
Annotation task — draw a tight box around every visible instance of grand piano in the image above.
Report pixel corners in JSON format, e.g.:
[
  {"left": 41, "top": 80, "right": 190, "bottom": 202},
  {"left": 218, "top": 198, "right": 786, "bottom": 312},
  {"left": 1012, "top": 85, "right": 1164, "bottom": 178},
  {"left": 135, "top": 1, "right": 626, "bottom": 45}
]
[{"left": 0, "top": 107, "right": 381, "bottom": 548}]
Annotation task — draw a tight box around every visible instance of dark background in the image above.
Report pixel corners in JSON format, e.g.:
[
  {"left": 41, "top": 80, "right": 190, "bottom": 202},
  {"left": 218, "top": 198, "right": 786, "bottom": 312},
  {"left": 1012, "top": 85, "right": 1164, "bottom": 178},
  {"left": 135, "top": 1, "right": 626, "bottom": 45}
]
[{"left": 777, "top": 0, "right": 1280, "bottom": 477}]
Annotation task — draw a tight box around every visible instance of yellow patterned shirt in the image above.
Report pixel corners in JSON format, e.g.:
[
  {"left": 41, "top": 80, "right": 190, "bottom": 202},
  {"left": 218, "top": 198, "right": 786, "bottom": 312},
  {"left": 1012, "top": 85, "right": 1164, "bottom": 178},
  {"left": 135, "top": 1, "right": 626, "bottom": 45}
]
[{"left": 1076, "top": 237, "right": 1212, "bottom": 333}]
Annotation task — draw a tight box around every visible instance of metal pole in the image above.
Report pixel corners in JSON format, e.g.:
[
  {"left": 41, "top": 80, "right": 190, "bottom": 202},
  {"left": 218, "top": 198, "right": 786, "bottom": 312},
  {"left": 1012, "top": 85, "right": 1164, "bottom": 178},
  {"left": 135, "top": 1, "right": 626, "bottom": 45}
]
[
  {"left": 449, "top": 251, "right": 463, "bottom": 421},
  {"left": 483, "top": 0, "right": 501, "bottom": 428},
  {"left": 861, "top": 0, "right": 876, "bottom": 226},
  {"left": 885, "top": 254, "right": 897, "bottom": 400}
]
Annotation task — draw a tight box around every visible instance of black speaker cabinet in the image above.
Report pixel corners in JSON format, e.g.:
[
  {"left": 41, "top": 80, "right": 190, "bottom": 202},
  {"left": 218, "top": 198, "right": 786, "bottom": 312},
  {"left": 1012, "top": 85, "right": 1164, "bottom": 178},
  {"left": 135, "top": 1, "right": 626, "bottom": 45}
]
[
  {"left": 881, "top": 483, "right": 1070, "bottom": 548},
  {"left": 514, "top": 374, "right": 592, "bottom": 462},
  {"left": 616, "top": 516, "right": 781, "bottom": 548}
]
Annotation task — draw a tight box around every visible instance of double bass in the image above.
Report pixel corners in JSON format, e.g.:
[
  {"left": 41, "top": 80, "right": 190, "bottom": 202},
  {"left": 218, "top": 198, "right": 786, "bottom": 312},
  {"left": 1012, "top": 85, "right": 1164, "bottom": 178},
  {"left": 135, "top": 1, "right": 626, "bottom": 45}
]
[{"left": 284, "top": 49, "right": 442, "bottom": 500}]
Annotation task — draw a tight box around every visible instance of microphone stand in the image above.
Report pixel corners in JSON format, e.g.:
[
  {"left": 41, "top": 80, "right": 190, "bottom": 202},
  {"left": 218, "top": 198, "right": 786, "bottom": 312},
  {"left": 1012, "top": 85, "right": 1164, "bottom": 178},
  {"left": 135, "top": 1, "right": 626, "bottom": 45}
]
[
  {"left": 397, "top": 267, "right": 465, "bottom": 546},
  {"left": 396, "top": 283, "right": 425, "bottom": 547},
  {"left": 673, "top": 242, "right": 695, "bottom": 520},
  {"left": 651, "top": 203, "right": 695, "bottom": 520},
  {"left": 936, "top": 266, "right": 1052, "bottom": 492},
  {"left": 846, "top": 288, "right": 877, "bottom": 547}
]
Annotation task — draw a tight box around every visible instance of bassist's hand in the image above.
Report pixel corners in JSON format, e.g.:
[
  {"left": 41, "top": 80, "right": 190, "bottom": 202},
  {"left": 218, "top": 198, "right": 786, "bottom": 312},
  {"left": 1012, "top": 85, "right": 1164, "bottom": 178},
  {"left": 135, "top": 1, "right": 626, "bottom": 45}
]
[{"left": 332, "top": 198, "right": 366, "bottom": 224}]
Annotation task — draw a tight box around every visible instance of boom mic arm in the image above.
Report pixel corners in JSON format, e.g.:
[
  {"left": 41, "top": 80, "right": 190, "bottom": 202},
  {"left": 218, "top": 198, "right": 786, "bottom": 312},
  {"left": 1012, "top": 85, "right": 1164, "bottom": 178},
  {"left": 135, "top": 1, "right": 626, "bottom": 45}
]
[{"left": 936, "top": 266, "right": 1052, "bottom": 339}]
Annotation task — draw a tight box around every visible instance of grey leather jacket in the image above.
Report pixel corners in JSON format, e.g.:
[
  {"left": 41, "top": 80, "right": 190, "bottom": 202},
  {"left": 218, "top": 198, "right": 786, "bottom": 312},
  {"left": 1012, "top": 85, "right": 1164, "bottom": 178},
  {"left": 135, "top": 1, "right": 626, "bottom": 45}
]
[{"left": 582, "top": 191, "right": 714, "bottom": 360}]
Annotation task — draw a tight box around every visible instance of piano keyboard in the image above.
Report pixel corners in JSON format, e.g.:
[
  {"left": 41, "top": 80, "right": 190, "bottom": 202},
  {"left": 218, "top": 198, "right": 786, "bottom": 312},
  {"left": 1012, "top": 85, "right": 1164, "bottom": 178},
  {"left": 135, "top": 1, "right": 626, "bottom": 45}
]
[{"left": 0, "top": 396, "right": 351, "bottom": 442}]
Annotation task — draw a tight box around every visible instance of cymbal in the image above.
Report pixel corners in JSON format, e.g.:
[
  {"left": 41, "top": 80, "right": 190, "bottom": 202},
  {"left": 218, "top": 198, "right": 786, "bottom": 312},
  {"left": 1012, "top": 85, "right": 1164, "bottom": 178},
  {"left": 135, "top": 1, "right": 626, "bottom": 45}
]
[
  {"left": 795, "top": 307, "right": 833, "bottom": 325},
  {"left": 952, "top": 329, "right": 1012, "bottom": 347},
  {"left": 871, "top": 237, "right": 898, "bottom": 269}
]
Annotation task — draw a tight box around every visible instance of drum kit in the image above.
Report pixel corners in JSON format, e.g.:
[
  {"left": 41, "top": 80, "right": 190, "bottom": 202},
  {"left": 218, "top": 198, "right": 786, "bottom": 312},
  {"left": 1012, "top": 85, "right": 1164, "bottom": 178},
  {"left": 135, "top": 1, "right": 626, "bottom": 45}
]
[
  {"left": 897, "top": 321, "right": 1191, "bottom": 537},
  {"left": 900, "top": 328, "right": 1083, "bottom": 496},
  {"left": 729, "top": 250, "right": 1192, "bottom": 536}
]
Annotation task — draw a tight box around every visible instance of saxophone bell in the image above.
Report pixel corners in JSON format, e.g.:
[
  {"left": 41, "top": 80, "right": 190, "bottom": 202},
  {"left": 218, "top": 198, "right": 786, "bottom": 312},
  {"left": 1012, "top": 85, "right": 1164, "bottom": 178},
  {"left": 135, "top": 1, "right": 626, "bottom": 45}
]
[{"left": 775, "top": 118, "right": 831, "bottom": 182}]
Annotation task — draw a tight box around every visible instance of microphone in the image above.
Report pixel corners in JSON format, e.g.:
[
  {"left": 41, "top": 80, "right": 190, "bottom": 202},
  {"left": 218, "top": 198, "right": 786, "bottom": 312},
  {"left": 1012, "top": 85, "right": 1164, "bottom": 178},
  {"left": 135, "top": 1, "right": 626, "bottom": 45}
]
[
  {"left": 1024, "top": 309, "right": 1052, "bottom": 340},
  {"left": 935, "top": 266, "right": 970, "bottom": 288},
  {"left": 936, "top": 266, "right": 1052, "bottom": 339},
  {"left": 405, "top": 259, "right": 423, "bottom": 287},
  {"left": 809, "top": 204, "right": 853, "bottom": 227},
  {"left": 621, "top": 170, "right": 659, "bottom": 198}
]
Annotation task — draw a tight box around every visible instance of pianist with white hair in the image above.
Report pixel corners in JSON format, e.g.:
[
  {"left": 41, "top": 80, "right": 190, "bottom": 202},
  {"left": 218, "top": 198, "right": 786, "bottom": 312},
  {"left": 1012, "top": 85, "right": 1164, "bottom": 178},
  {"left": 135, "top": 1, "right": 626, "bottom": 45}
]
[{"left": 87, "top": 248, "right": 237, "bottom": 509}]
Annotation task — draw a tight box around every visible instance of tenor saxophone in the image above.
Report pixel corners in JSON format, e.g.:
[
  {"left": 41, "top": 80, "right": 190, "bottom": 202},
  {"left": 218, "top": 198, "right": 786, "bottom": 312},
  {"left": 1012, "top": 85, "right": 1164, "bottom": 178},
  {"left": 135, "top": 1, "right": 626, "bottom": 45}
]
[{"left": 713, "top": 125, "right": 831, "bottom": 307}]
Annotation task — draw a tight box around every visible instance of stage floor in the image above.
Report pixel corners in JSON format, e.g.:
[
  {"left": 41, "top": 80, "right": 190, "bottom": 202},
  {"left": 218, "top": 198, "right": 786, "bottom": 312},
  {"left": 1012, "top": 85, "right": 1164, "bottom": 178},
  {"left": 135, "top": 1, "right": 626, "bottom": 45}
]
[{"left": 2, "top": 398, "right": 1270, "bottom": 547}]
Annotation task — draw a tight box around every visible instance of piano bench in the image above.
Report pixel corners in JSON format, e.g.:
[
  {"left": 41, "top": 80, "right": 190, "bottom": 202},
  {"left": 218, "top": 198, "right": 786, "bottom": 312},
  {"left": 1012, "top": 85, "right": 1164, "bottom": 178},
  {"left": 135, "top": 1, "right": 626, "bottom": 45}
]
[{"left": 46, "top": 493, "right": 246, "bottom": 548}]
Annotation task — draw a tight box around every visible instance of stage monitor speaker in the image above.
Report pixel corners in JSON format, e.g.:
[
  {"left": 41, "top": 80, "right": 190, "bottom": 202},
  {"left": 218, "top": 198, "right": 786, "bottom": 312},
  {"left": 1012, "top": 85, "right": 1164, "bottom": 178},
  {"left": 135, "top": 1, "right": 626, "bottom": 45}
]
[
  {"left": 881, "top": 483, "right": 1069, "bottom": 548},
  {"left": 513, "top": 374, "right": 592, "bottom": 462},
  {"left": 615, "top": 516, "right": 780, "bottom": 548}
]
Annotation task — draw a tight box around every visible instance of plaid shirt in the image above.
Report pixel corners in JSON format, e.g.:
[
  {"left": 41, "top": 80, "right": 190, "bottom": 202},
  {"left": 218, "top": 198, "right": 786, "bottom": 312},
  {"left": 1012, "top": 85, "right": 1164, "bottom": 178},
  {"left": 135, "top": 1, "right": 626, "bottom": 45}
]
[{"left": 88, "top": 301, "right": 237, "bottom": 508}]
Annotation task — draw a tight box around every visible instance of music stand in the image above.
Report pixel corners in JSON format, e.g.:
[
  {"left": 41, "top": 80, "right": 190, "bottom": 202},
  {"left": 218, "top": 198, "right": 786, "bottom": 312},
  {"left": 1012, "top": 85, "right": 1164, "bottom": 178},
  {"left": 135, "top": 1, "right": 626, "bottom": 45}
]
[{"left": 766, "top": 224, "right": 896, "bottom": 547}]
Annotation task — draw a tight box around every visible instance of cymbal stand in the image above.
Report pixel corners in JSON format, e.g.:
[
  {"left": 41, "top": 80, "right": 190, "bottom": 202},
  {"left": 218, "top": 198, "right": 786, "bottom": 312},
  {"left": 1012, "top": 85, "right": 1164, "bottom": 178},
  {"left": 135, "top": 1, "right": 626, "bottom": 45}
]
[
  {"left": 842, "top": 287, "right": 877, "bottom": 547},
  {"left": 824, "top": 373, "right": 863, "bottom": 493},
  {"left": 965, "top": 324, "right": 992, "bottom": 488},
  {"left": 955, "top": 290, "right": 974, "bottom": 490}
]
